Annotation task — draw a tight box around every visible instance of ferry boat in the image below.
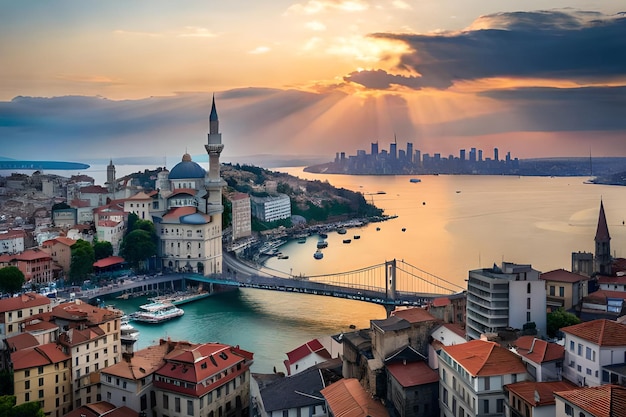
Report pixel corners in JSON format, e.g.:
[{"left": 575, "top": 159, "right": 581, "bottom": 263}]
[{"left": 130, "top": 302, "right": 184, "bottom": 324}]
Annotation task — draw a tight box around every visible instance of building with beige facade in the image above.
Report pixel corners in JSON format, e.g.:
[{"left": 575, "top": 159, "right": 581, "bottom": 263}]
[
  {"left": 540, "top": 268, "right": 590, "bottom": 311},
  {"left": 41, "top": 236, "right": 76, "bottom": 276}
]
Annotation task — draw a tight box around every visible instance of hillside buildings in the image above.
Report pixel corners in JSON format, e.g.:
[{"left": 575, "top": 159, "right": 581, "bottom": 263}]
[
  {"left": 250, "top": 194, "right": 291, "bottom": 223},
  {"left": 230, "top": 192, "right": 252, "bottom": 242},
  {"left": 466, "top": 262, "right": 547, "bottom": 340}
]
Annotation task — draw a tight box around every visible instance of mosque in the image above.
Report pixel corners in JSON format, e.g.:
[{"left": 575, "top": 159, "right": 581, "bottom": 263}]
[{"left": 128, "top": 96, "right": 226, "bottom": 275}]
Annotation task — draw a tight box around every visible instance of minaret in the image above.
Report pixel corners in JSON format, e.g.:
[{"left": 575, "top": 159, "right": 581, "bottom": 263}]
[
  {"left": 106, "top": 159, "right": 116, "bottom": 193},
  {"left": 204, "top": 95, "right": 226, "bottom": 211},
  {"left": 594, "top": 199, "right": 611, "bottom": 275}
]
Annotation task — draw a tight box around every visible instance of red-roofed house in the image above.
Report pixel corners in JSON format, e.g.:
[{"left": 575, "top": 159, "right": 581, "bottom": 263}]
[
  {"left": 79, "top": 184, "right": 110, "bottom": 207},
  {"left": 439, "top": 340, "right": 528, "bottom": 417},
  {"left": 123, "top": 191, "right": 155, "bottom": 221},
  {"left": 65, "top": 401, "right": 139, "bottom": 417},
  {"left": 554, "top": 384, "right": 626, "bottom": 417},
  {"left": 427, "top": 292, "right": 466, "bottom": 325},
  {"left": 41, "top": 236, "right": 76, "bottom": 275},
  {"left": 540, "top": 269, "right": 590, "bottom": 311},
  {"left": 11, "top": 343, "right": 71, "bottom": 416},
  {"left": 152, "top": 340, "right": 254, "bottom": 417},
  {"left": 510, "top": 336, "right": 565, "bottom": 382},
  {"left": 284, "top": 338, "right": 332, "bottom": 376},
  {"left": 561, "top": 319, "right": 626, "bottom": 387},
  {"left": 12, "top": 248, "right": 54, "bottom": 284},
  {"left": 386, "top": 360, "right": 439, "bottom": 417},
  {"left": 321, "top": 378, "right": 389, "bottom": 417},
  {"left": 504, "top": 380, "right": 578, "bottom": 417},
  {"left": 598, "top": 274, "right": 626, "bottom": 292},
  {"left": 0, "top": 229, "right": 26, "bottom": 255}
]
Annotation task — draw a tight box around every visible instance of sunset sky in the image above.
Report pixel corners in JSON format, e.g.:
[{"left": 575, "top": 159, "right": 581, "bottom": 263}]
[{"left": 1, "top": 1, "right": 625, "bottom": 164}]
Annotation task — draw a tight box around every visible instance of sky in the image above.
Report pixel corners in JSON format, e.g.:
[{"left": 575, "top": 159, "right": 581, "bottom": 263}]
[{"left": 1, "top": 1, "right": 625, "bottom": 164}]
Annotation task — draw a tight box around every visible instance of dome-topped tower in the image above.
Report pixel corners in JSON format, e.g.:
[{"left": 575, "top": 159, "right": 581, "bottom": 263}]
[{"left": 169, "top": 153, "right": 206, "bottom": 180}]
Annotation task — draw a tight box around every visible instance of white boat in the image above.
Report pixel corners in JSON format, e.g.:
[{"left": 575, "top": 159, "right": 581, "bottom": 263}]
[
  {"left": 130, "top": 302, "right": 184, "bottom": 324},
  {"left": 120, "top": 320, "right": 140, "bottom": 344}
]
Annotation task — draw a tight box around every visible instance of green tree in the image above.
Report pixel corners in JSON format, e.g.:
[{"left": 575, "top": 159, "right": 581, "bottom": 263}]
[
  {"left": 547, "top": 308, "right": 581, "bottom": 338},
  {"left": 126, "top": 212, "right": 139, "bottom": 235},
  {"left": 93, "top": 240, "right": 113, "bottom": 260},
  {"left": 119, "top": 229, "right": 157, "bottom": 271},
  {"left": 0, "top": 370, "right": 12, "bottom": 395},
  {"left": 69, "top": 239, "right": 95, "bottom": 284},
  {"left": 0, "top": 266, "right": 25, "bottom": 295},
  {"left": 0, "top": 395, "right": 44, "bottom": 417}
]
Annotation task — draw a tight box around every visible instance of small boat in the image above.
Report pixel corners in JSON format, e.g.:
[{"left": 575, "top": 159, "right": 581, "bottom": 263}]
[
  {"left": 456, "top": 190, "right": 461, "bottom": 193},
  {"left": 376, "top": 227, "right": 381, "bottom": 231},
  {"left": 319, "top": 233, "right": 328, "bottom": 239},
  {"left": 314, "top": 250, "right": 324, "bottom": 259},
  {"left": 409, "top": 178, "right": 421, "bottom": 183},
  {"left": 353, "top": 235, "right": 360, "bottom": 240},
  {"left": 317, "top": 240, "right": 328, "bottom": 249},
  {"left": 297, "top": 237, "right": 307, "bottom": 244},
  {"left": 343, "top": 239, "right": 352, "bottom": 244},
  {"left": 130, "top": 302, "right": 184, "bottom": 324},
  {"left": 402, "top": 228, "right": 406, "bottom": 232},
  {"left": 277, "top": 254, "right": 289, "bottom": 260},
  {"left": 337, "top": 228, "right": 347, "bottom": 235}
]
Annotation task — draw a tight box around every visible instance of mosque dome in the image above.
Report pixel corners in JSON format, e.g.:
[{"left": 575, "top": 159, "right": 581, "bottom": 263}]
[{"left": 169, "top": 153, "right": 206, "bottom": 180}]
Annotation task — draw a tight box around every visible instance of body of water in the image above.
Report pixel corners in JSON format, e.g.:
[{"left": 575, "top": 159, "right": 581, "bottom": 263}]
[{"left": 106, "top": 169, "right": 625, "bottom": 374}]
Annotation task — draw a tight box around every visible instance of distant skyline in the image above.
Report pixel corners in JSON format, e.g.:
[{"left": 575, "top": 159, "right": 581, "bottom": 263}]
[{"left": 1, "top": 1, "right": 625, "bottom": 162}]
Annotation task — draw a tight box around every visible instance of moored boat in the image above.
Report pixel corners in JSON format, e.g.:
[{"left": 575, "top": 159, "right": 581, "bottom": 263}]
[
  {"left": 343, "top": 239, "right": 352, "bottom": 244},
  {"left": 353, "top": 235, "right": 360, "bottom": 239},
  {"left": 337, "top": 228, "right": 347, "bottom": 235},
  {"left": 410, "top": 178, "right": 421, "bottom": 183},
  {"left": 150, "top": 287, "right": 211, "bottom": 306},
  {"left": 317, "top": 239, "right": 328, "bottom": 249},
  {"left": 130, "top": 302, "right": 184, "bottom": 324},
  {"left": 314, "top": 250, "right": 324, "bottom": 259}
]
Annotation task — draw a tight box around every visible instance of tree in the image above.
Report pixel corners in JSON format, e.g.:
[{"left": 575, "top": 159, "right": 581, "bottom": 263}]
[
  {"left": 119, "top": 229, "right": 157, "bottom": 271},
  {"left": 547, "top": 308, "right": 581, "bottom": 338},
  {"left": 0, "top": 266, "right": 25, "bottom": 295},
  {"left": 0, "top": 395, "right": 44, "bottom": 417},
  {"left": 69, "top": 239, "right": 94, "bottom": 284},
  {"left": 93, "top": 241, "right": 113, "bottom": 260},
  {"left": 126, "top": 212, "right": 139, "bottom": 235}
]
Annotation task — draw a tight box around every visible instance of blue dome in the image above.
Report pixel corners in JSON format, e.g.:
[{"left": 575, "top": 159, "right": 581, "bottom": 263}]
[
  {"left": 169, "top": 154, "right": 206, "bottom": 180},
  {"left": 180, "top": 213, "right": 209, "bottom": 224}
]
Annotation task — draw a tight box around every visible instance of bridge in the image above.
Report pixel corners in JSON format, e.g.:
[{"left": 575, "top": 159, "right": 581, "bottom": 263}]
[{"left": 84, "top": 258, "right": 465, "bottom": 315}]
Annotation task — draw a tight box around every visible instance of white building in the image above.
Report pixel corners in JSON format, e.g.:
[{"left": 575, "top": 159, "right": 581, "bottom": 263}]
[
  {"left": 97, "top": 219, "right": 125, "bottom": 255},
  {"left": 123, "top": 191, "right": 155, "bottom": 221},
  {"left": 438, "top": 339, "right": 528, "bottom": 417},
  {"left": 466, "top": 262, "right": 547, "bottom": 340},
  {"left": 561, "top": 319, "right": 626, "bottom": 387},
  {"left": 0, "top": 229, "right": 26, "bottom": 255},
  {"left": 250, "top": 194, "right": 291, "bottom": 222}
]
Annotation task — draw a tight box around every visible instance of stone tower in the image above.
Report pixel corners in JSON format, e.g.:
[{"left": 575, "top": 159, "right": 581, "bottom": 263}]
[
  {"left": 204, "top": 95, "right": 226, "bottom": 211},
  {"left": 594, "top": 200, "right": 611, "bottom": 275},
  {"left": 106, "top": 159, "right": 116, "bottom": 193}
]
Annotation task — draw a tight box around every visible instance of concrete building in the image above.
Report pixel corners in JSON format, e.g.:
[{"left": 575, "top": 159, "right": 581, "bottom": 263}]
[
  {"left": 152, "top": 341, "right": 254, "bottom": 417},
  {"left": 0, "top": 229, "right": 26, "bottom": 255},
  {"left": 540, "top": 269, "right": 590, "bottom": 312},
  {"left": 438, "top": 339, "right": 528, "bottom": 417},
  {"left": 466, "top": 262, "right": 547, "bottom": 340},
  {"left": 11, "top": 343, "right": 72, "bottom": 417},
  {"left": 230, "top": 192, "right": 252, "bottom": 242},
  {"left": 53, "top": 300, "right": 124, "bottom": 408},
  {"left": 250, "top": 194, "right": 291, "bottom": 222},
  {"left": 561, "top": 319, "right": 626, "bottom": 387},
  {"left": 509, "top": 336, "right": 565, "bottom": 382},
  {"left": 41, "top": 236, "right": 76, "bottom": 276}
]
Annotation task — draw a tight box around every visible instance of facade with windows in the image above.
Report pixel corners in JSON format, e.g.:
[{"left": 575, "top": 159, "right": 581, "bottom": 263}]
[
  {"left": 466, "top": 262, "right": 546, "bottom": 340},
  {"left": 152, "top": 341, "right": 254, "bottom": 417},
  {"left": 540, "top": 269, "right": 590, "bottom": 311},
  {"left": 230, "top": 193, "right": 252, "bottom": 242},
  {"left": 438, "top": 340, "right": 528, "bottom": 417},
  {"left": 250, "top": 194, "right": 291, "bottom": 223},
  {"left": 554, "top": 384, "right": 626, "bottom": 417},
  {"left": 11, "top": 343, "right": 72, "bottom": 417},
  {"left": 561, "top": 319, "right": 626, "bottom": 387}
]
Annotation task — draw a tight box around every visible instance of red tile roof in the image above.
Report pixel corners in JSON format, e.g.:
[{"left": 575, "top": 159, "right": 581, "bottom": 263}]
[
  {"left": 0, "top": 229, "right": 26, "bottom": 240},
  {"left": 14, "top": 249, "right": 51, "bottom": 261},
  {"left": 103, "top": 342, "right": 173, "bottom": 380},
  {"left": 93, "top": 256, "right": 125, "bottom": 268},
  {"left": 65, "top": 402, "right": 138, "bottom": 417},
  {"left": 127, "top": 191, "right": 153, "bottom": 200},
  {"left": 442, "top": 340, "right": 527, "bottom": 377},
  {"left": 555, "top": 385, "right": 626, "bottom": 417},
  {"left": 42, "top": 236, "right": 76, "bottom": 247},
  {"left": 80, "top": 185, "right": 109, "bottom": 194},
  {"left": 167, "top": 188, "right": 197, "bottom": 198},
  {"left": 561, "top": 319, "right": 626, "bottom": 346},
  {"left": 505, "top": 380, "right": 578, "bottom": 407},
  {"left": 5, "top": 333, "right": 39, "bottom": 351},
  {"left": 286, "top": 338, "right": 331, "bottom": 364},
  {"left": 387, "top": 361, "right": 439, "bottom": 387},
  {"left": 0, "top": 293, "right": 50, "bottom": 313},
  {"left": 540, "top": 269, "right": 589, "bottom": 283},
  {"left": 391, "top": 307, "right": 437, "bottom": 323},
  {"left": 321, "top": 379, "right": 389, "bottom": 417},
  {"left": 431, "top": 297, "right": 451, "bottom": 307},
  {"left": 98, "top": 220, "right": 121, "bottom": 227},
  {"left": 598, "top": 274, "right": 626, "bottom": 285},
  {"left": 162, "top": 206, "right": 196, "bottom": 220},
  {"left": 512, "top": 336, "right": 564, "bottom": 363},
  {"left": 11, "top": 343, "right": 70, "bottom": 370},
  {"left": 585, "top": 290, "right": 626, "bottom": 302}
]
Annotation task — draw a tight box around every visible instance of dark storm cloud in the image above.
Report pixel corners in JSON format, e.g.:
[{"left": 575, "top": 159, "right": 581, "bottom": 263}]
[{"left": 344, "top": 10, "right": 626, "bottom": 90}]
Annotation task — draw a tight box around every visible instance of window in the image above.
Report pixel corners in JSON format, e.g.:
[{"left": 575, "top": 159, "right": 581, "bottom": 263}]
[
  {"left": 484, "top": 377, "right": 490, "bottom": 390},
  {"left": 497, "top": 399, "right": 504, "bottom": 413},
  {"left": 175, "top": 397, "right": 181, "bottom": 413},
  {"left": 39, "top": 389, "right": 44, "bottom": 398},
  {"left": 578, "top": 344, "right": 583, "bottom": 355},
  {"left": 25, "top": 393, "right": 29, "bottom": 402},
  {"left": 443, "top": 388, "right": 448, "bottom": 406},
  {"left": 550, "top": 285, "right": 555, "bottom": 295},
  {"left": 527, "top": 298, "right": 531, "bottom": 309},
  {"left": 527, "top": 312, "right": 531, "bottom": 322},
  {"left": 25, "top": 380, "right": 30, "bottom": 390},
  {"left": 187, "top": 399, "right": 194, "bottom": 416},
  {"left": 25, "top": 370, "right": 30, "bottom": 377},
  {"left": 483, "top": 399, "right": 489, "bottom": 414},
  {"left": 527, "top": 283, "right": 531, "bottom": 293},
  {"left": 570, "top": 341, "right": 575, "bottom": 351},
  {"left": 586, "top": 347, "right": 592, "bottom": 360},
  {"left": 565, "top": 404, "right": 573, "bottom": 416},
  {"left": 39, "top": 377, "right": 44, "bottom": 386},
  {"left": 559, "top": 286, "right": 565, "bottom": 297},
  {"left": 163, "top": 394, "right": 169, "bottom": 409}
]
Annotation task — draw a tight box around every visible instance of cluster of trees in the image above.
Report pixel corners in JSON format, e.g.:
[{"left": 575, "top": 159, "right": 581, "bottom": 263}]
[{"left": 67, "top": 213, "right": 158, "bottom": 285}]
